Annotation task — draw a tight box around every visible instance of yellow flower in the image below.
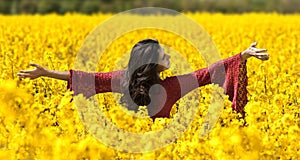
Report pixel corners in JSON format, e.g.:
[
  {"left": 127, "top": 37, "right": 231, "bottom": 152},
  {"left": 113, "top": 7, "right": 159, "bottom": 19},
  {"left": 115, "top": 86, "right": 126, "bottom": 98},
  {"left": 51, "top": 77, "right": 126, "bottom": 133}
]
[{"left": 0, "top": 13, "right": 299, "bottom": 159}]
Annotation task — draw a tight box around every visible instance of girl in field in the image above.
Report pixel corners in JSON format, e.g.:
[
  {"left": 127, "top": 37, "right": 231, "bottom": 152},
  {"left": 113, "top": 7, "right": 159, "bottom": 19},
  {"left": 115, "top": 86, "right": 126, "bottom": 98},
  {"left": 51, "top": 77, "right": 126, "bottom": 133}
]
[{"left": 17, "top": 39, "right": 269, "bottom": 119}]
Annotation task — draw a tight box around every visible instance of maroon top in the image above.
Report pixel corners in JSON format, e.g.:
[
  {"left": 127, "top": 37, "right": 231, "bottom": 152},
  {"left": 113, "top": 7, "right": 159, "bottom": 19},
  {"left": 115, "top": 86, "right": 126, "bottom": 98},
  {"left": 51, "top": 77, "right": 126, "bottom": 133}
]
[{"left": 67, "top": 53, "right": 248, "bottom": 119}]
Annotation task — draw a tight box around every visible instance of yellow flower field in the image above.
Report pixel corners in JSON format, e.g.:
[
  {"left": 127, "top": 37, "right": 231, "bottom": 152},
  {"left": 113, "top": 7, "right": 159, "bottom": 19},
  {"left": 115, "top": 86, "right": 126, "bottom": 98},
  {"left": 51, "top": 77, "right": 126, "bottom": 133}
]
[{"left": 0, "top": 12, "right": 299, "bottom": 159}]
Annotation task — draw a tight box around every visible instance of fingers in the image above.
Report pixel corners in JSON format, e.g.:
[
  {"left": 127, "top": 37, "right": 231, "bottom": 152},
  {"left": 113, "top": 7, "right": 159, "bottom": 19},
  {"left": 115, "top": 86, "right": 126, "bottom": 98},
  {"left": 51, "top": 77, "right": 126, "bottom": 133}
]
[
  {"left": 250, "top": 42, "right": 267, "bottom": 53},
  {"left": 257, "top": 54, "right": 269, "bottom": 61},
  {"left": 17, "top": 62, "right": 43, "bottom": 79},
  {"left": 255, "top": 48, "right": 267, "bottom": 53},
  {"left": 250, "top": 42, "right": 258, "bottom": 48},
  {"left": 30, "top": 63, "right": 42, "bottom": 69},
  {"left": 17, "top": 73, "right": 38, "bottom": 80},
  {"left": 17, "top": 73, "right": 30, "bottom": 79},
  {"left": 16, "top": 73, "right": 24, "bottom": 78},
  {"left": 19, "top": 70, "right": 32, "bottom": 73},
  {"left": 261, "top": 56, "right": 269, "bottom": 61},
  {"left": 17, "top": 63, "right": 40, "bottom": 74},
  {"left": 253, "top": 53, "right": 268, "bottom": 56},
  {"left": 252, "top": 53, "right": 270, "bottom": 61}
]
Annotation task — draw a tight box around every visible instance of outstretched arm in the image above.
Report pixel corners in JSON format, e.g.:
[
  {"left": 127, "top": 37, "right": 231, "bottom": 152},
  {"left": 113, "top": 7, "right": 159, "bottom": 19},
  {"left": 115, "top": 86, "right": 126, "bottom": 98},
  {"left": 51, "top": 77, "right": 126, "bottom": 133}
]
[
  {"left": 17, "top": 63, "right": 70, "bottom": 81},
  {"left": 207, "top": 42, "right": 269, "bottom": 115},
  {"left": 163, "top": 42, "right": 269, "bottom": 117},
  {"left": 17, "top": 63, "right": 124, "bottom": 98}
]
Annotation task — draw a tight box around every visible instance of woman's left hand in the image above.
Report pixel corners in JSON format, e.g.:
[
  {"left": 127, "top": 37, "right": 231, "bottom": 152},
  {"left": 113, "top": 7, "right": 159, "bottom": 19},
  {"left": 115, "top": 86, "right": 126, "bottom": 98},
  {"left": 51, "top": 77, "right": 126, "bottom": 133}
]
[{"left": 17, "top": 63, "right": 48, "bottom": 80}]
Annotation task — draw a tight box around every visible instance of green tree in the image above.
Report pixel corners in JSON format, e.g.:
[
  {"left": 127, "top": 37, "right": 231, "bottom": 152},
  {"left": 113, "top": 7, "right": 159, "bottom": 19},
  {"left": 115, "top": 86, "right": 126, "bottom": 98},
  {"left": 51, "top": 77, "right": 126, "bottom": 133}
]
[{"left": 37, "top": 0, "right": 60, "bottom": 14}]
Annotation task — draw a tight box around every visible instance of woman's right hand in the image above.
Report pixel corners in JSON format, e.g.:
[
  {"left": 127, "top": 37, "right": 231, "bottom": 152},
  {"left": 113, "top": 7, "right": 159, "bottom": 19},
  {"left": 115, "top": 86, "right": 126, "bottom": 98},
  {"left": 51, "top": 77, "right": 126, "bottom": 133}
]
[
  {"left": 241, "top": 42, "right": 269, "bottom": 62},
  {"left": 17, "top": 63, "right": 48, "bottom": 80}
]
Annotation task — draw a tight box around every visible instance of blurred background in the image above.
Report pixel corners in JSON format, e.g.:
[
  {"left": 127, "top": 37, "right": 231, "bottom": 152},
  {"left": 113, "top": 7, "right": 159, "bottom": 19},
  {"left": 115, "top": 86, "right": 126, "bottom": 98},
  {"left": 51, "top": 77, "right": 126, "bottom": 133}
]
[{"left": 0, "top": 0, "right": 299, "bottom": 14}]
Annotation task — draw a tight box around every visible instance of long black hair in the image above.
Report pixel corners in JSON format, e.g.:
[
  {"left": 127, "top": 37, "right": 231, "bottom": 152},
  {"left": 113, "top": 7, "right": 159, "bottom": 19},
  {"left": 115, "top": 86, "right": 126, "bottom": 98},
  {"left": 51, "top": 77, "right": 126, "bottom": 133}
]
[{"left": 120, "top": 39, "right": 161, "bottom": 112}]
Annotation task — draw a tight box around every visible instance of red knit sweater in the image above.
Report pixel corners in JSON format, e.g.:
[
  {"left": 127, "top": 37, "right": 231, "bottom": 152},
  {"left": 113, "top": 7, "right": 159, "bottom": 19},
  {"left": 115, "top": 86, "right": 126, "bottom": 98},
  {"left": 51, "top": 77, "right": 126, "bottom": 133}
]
[{"left": 67, "top": 53, "right": 248, "bottom": 119}]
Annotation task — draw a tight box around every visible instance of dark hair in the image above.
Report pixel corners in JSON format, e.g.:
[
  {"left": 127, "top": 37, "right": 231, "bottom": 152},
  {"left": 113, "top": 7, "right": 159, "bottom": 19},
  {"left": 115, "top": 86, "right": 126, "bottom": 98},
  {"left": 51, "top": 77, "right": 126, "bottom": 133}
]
[{"left": 120, "top": 39, "right": 161, "bottom": 112}]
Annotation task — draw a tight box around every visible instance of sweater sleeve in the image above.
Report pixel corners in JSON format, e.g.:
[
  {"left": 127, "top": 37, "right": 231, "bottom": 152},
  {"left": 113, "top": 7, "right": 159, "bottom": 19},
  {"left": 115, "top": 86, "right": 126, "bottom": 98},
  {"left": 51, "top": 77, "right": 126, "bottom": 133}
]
[
  {"left": 163, "top": 53, "right": 248, "bottom": 116},
  {"left": 67, "top": 70, "right": 124, "bottom": 98},
  {"left": 204, "top": 53, "right": 248, "bottom": 116}
]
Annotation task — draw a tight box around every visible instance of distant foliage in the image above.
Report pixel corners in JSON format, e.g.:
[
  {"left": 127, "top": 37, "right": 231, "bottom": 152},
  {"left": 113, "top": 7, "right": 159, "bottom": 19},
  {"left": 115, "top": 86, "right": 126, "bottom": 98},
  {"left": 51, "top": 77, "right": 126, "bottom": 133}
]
[{"left": 0, "top": 0, "right": 300, "bottom": 14}]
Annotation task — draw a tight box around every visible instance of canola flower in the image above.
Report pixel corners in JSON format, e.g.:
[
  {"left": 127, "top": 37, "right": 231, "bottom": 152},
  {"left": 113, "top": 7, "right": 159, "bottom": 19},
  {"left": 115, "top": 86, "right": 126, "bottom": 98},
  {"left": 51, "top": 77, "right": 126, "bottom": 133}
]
[{"left": 0, "top": 13, "right": 299, "bottom": 159}]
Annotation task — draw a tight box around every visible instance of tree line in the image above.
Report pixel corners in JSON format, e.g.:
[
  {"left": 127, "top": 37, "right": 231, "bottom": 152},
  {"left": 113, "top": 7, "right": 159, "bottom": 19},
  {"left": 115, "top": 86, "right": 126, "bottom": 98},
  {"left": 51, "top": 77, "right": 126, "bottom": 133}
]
[{"left": 0, "top": 0, "right": 299, "bottom": 14}]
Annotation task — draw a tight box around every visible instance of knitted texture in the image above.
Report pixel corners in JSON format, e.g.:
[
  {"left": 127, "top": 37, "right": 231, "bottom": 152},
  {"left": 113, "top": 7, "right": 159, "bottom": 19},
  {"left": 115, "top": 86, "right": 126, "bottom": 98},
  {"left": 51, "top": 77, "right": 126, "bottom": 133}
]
[{"left": 67, "top": 53, "right": 248, "bottom": 119}]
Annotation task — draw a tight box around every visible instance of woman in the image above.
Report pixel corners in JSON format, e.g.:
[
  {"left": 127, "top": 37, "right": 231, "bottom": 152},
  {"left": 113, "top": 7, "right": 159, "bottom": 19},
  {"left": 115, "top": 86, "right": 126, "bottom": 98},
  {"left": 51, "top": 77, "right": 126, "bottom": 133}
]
[{"left": 17, "top": 39, "right": 269, "bottom": 119}]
